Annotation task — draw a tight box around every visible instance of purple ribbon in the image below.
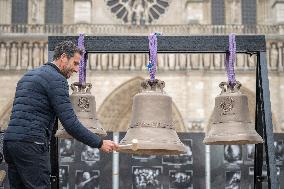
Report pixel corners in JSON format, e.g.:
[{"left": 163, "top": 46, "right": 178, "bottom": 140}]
[
  {"left": 77, "top": 33, "right": 86, "bottom": 85},
  {"left": 148, "top": 33, "right": 159, "bottom": 81},
  {"left": 225, "top": 34, "right": 236, "bottom": 87}
]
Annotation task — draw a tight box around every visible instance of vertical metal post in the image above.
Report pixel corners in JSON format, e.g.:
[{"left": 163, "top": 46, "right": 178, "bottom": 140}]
[
  {"left": 254, "top": 53, "right": 264, "bottom": 189},
  {"left": 259, "top": 51, "right": 278, "bottom": 189},
  {"left": 254, "top": 52, "right": 278, "bottom": 189},
  {"left": 50, "top": 118, "right": 59, "bottom": 189},
  {"left": 48, "top": 49, "right": 59, "bottom": 189},
  {"left": 205, "top": 145, "right": 211, "bottom": 189},
  {"left": 112, "top": 132, "right": 119, "bottom": 189}
]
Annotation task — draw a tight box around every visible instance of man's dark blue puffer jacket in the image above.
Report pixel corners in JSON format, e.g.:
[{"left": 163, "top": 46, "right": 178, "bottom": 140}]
[{"left": 4, "top": 63, "right": 103, "bottom": 148}]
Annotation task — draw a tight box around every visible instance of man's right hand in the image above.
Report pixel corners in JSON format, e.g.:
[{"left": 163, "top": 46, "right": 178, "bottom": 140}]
[{"left": 100, "top": 140, "right": 118, "bottom": 153}]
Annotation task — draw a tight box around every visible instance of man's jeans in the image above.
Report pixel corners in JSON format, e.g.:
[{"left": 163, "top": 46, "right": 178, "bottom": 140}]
[{"left": 3, "top": 141, "right": 51, "bottom": 189}]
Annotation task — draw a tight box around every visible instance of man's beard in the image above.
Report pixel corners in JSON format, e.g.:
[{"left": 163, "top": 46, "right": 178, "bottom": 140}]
[{"left": 61, "top": 68, "right": 72, "bottom": 79}]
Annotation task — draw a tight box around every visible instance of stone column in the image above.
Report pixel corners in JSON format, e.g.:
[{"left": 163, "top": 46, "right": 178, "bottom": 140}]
[
  {"left": 63, "top": 0, "right": 74, "bottom": 24},
  {"left": 236, "top": 53, "right": 245, "bottom": 70},
  {"left": 269, "top": 75, "right": 282, "bottom": 132},
  {"left": 225, "top": 0, "right": 242, "bottom": 24},
  {"left": 278, "top": 42, "right": 283, "bottom": 71},
  {"left": 271, "top": 1, "right": 284, "bottom": 24},
  {"left": 187, "top": 78, "right": 205, "bottom": 131},
  {"left": 156, "top": 54, "right": 165, "bottom": 71},
  {"left": 280, "top": 80, "right": 284, "bottom": 131},
  {"left": 39, "top": 42, "right": 46, "bottom": 65},
  {"left": 112, "top": 54, "right": 120, "bottom": 70},
  {"left": 168, "top": 54, "right": 176, "bottom": 70},
  {"left": 88, "top": 54, "right": 95, "bottom": 70},
  {"left": 100, "top": 54, "right": 109, "bottom": 70},
  {"left": 249, "top": 53, "right": 257, "bottom": 70},
  {"left": 43, "top": 42, "right": 48, "bottom": 63},
  {"left": 20, "top": 42, "right": 30, "bottom": 69},
  {"left": 184, "top": 1, "right": 204, "bottom": 24},
  {"left": 0, "top": 42, "right": 7, "bottom": 69},
  {"left": 108, "top": 54, "right": 113, "bottom": 70},
  {"left": 32, "top": 42, "right": 41, "bottom": 68},
  {"left": 213, "top": 54, "right": 223, "bottom": 70},
  {"left": 27, "top": 42, "right": 33, "bottom": 70},
  {"left": 123, "top": 54, "right": 131, "bottom": 70},
  {"left": 134, "top": 54, "right": 143, "bottom": 70},
  {"left": 269, "top": 43, "right": 279, "bottom": 70},
  {"left": 16, "top": 42, "right": 22, "bottom": 70},
  {"left": 203, "top": 53, "right": 212, "bottom": 70},
  {"left": 190, "top": 54, "right": 200, "bottom": 70},
  {"left": 28, "top": 0, "right": 45, "bottom": 24},
  {"left": 0, "top": 0, "right": 12, "bottom": 24},
  {"left": 257, "top": 0, "right": 269, "bottom": 24},
  {"left": 40, "top": 0, "right": 45, "bottom": 25},
  {"left": 130, "top": 54, "right": 135, "bottom": 70},
  {"left": 9, "top": 42, "right": 18, "bottom": 69},
  {"left": 203, "top": 0, "right": 211, "bottom": 24},
  {"left": 179, "top": 54, "right": 187, "bottom": 70}
]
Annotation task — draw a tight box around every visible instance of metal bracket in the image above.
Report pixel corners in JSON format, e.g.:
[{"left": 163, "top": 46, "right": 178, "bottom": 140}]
[{"left": 48, "top": 35, "right": 276, "bottom": 189}]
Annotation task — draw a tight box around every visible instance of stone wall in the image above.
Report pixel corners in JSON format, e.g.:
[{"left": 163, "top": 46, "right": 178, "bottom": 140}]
[
  {"left": 2, "top": 71, "right": 283, "bottom": 132},
  {"left": 0, "top": 0, "right": 275, "bottom": 25},
  {"left": 0, "top": 38, "right": 283, "bottom": 71},
  {"left": 0, "top": 0, "right": 283, "bottom": 133}
]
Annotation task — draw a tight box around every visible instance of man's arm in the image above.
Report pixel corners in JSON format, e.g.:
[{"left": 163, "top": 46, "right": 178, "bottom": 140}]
[{"left": 47, "top": 78, "right": 103, "bottom": 148}]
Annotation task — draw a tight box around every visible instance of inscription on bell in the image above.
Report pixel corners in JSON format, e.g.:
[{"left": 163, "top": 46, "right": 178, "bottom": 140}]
[
  {"left": 219, "top": 97, "right": 234, "bottom": 115},
  {"left": 78, "top": 97, "right": 90, "bottom": 112}
]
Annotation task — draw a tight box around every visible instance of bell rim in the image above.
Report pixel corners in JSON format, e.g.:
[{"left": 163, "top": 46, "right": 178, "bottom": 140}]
[
  {"left": 55, "top": 130, "right": 73, "bottom": 139},
  {"left": 55, "top": 128, "right": 107, "bottom": 138},
  {"left": 118, "top": 139, "right": 187, "bottom": 155},
  {"left": 203, "top": 134, "right": 263, "bottom": 145},
  {"left": 203, "top": 140, "right": 263, "bottom": 145},
  {"left": 117, "top": 149, "right": 186, "bottom": 155},
  {"left": 118, "top": 144, "right": 187, "bottom": 155}
]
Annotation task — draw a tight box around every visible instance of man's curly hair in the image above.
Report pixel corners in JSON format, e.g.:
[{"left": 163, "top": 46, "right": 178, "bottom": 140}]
[{"left": 53, "top": 41, "right": 83, "bottom": 60}]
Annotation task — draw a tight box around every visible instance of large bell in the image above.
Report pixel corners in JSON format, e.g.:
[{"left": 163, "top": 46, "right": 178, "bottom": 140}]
[
  {"left": 203, "top": 81, "right": 263, "bottom": 145},
  {"left": 118, "top": 79, "right": 187, "bottom": 155},
  {"left": 55, "top": 82, "right": 107, "bottom": 138}
]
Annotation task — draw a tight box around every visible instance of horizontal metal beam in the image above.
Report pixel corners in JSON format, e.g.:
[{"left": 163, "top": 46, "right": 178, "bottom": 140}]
[{"left": 48, "top": 35, "right": 266, "bottom": 53}]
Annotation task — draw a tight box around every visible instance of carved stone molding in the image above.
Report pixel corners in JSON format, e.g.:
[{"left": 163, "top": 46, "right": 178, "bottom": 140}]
[
  {"left": 0, "top": 39, "right": 283, "bottom": 72},
  {"left": 0, "top": 41, "right": 46, "bottom": 70}
]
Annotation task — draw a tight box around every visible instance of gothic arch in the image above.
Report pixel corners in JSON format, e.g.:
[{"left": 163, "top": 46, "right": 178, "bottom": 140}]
[
  {"left": 206, "top": 85, "right": 278, "bottom": 133},
  {"left": 97, "top": 76, "right": 185, "bottom": 132},
  {"left": 0, "top": 99, "right": 13, "bottom": 131}
]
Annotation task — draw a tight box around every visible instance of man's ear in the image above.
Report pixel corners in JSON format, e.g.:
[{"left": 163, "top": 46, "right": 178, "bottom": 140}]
[{"left": 60, "top": 53, "right": 67, "bottom": 61}]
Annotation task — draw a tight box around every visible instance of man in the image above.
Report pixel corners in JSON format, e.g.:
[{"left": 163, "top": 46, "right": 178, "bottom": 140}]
[
  {"left": 77, "top": 171, "right": 98, "bottom": 189},
  {"left": 3, "top": 41, "right": 118, "bottom": 189},
  {"left": 81, "top": 145, "right": 99, "bottom": 162},
  {"left": 60, "top": 139, "right": 74, "bottom": 157}
]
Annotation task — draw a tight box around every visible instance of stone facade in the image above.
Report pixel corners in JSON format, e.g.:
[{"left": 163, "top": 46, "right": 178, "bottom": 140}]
[{"left": 0, "top": 0, "right": 284, "bottom": 133}]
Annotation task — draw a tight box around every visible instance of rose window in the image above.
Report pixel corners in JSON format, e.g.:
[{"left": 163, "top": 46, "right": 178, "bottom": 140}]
[{"left": 105, "top": 0, "right": 171, "bottom": 25}]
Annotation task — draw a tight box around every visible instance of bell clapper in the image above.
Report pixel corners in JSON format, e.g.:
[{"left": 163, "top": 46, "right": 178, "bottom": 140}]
[
  {"left": 131, "top": 139, "right": 138, "bottom": 151},
  {"left": 118, "top": 139, "right": 138, "bottom": 151}
]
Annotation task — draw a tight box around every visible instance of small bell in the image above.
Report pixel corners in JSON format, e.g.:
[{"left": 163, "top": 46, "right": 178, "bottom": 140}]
[
  {"left": 203, "top": 81, "right": 263, "bottom": 145},
  {"left": 118, "top": 79, "right": 187, "bottom": 155},
  {"left": 55, "top": 82, "right": 107, "bottom": 138}
]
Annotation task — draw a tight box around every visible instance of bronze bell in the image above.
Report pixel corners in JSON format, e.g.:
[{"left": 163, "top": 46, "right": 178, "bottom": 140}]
[
  {"left": 203, "top": 81, "right": 263, "bottom": 145},
  {"left": 118, "top": 79, "right": 187, "bottom": 155},
  {"left": 55, "top": 82, "right": 107, "bottom": 138}
]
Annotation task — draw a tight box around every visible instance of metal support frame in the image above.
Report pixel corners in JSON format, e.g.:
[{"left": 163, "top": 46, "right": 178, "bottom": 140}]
[
  {"left": 50, "top": 119, "right": 59, "bottom": 189},
  {"left": 48, "top": 35, "right": 277, "bottom": 189}
]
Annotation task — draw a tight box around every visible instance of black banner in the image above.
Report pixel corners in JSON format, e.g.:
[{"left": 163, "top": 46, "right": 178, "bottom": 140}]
[{"left": 0, "top": 132, "right": 283, "bottom": 189}]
